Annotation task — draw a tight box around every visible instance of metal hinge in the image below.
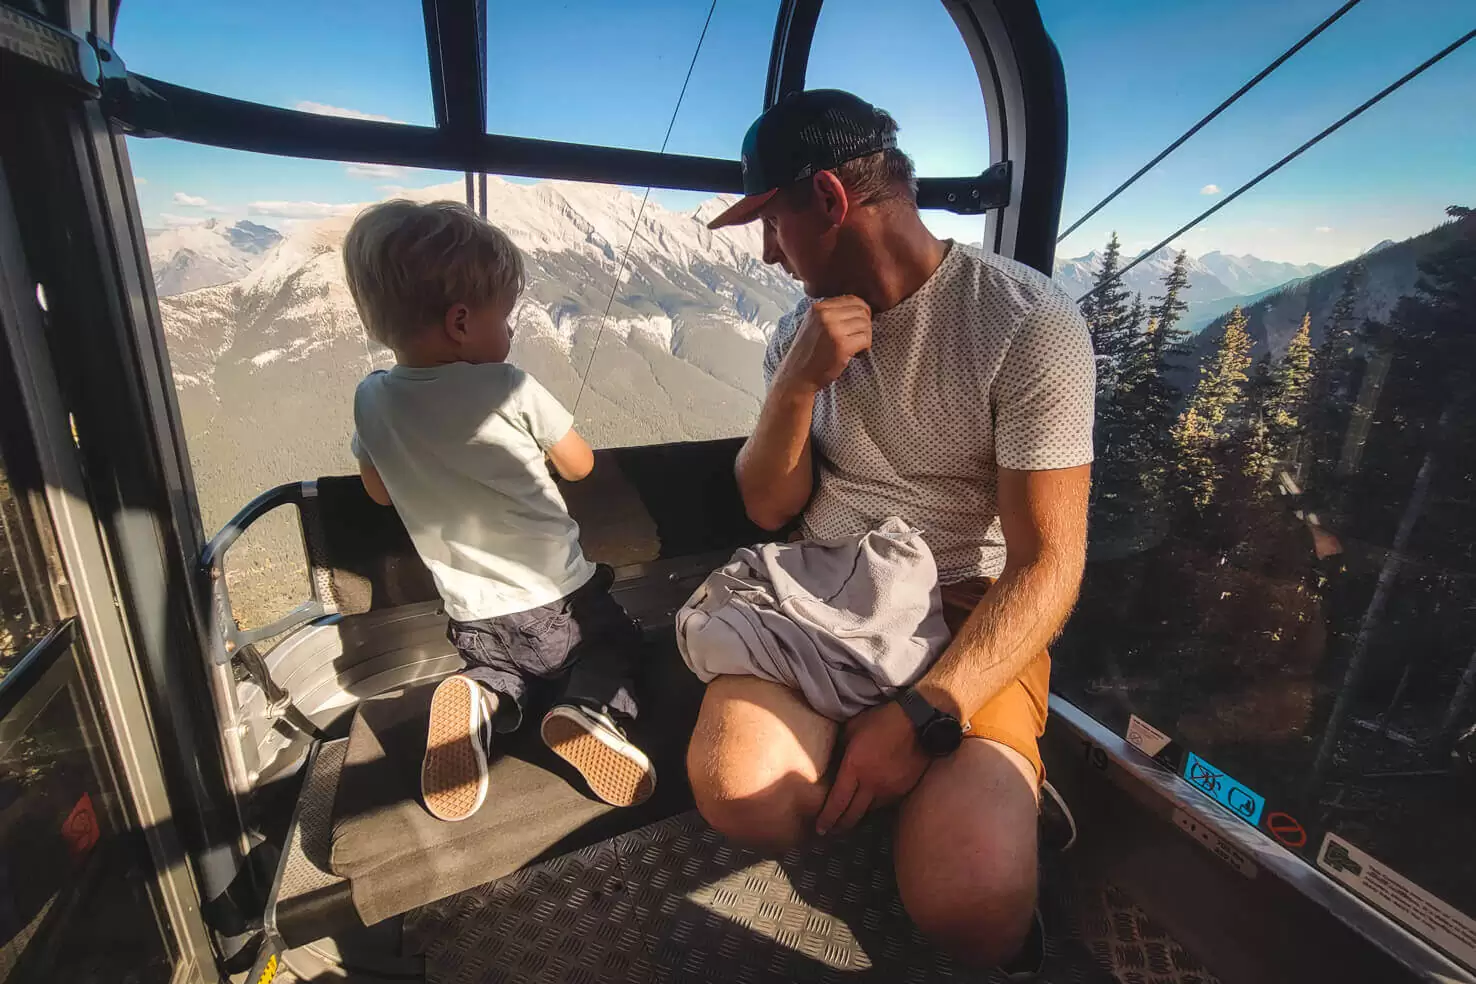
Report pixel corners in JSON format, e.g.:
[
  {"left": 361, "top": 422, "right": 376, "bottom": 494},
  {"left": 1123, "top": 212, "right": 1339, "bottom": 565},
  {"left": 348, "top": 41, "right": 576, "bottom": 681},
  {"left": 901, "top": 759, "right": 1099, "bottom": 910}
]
[
  {"left": 0, "top": 4, "right": 101, "bottom": 96},
  {"left": 920, "top": 160, "right": 1013, "bottom": 215}
]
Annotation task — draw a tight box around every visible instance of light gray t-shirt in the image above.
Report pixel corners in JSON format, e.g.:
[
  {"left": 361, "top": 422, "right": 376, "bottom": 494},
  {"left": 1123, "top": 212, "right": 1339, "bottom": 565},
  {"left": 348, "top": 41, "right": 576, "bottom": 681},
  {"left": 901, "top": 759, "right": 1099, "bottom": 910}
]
[
  {"left": 764, "top": 243, "right": 1096, "bottom": 582},
  {"left": 351, "top": 362, "right": 595, "bottom": 621}
]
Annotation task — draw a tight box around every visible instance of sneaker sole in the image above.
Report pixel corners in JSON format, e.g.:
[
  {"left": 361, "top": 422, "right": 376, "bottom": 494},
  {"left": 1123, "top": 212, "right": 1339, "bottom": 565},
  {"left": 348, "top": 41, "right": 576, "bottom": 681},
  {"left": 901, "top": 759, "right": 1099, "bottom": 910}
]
[
  {"left": 540, "top": 707, "right": 656, "bottom": 807},
  {"left": 421, "top": 676, "right": 489, "bottom": 822}
]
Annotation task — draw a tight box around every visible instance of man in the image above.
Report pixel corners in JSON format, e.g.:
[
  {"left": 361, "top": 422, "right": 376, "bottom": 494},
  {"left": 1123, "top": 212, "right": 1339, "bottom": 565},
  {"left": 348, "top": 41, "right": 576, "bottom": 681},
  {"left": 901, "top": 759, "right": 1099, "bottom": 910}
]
[{"left": 686, "top": 89, "right": 1095, "bottom": 968}]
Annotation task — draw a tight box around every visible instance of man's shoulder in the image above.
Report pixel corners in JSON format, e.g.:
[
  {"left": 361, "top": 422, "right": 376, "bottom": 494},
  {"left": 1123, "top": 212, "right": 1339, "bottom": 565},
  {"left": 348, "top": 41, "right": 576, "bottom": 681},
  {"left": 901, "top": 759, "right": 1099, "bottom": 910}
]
[
  {"left": 950, "top": 244, "right": 1076, "bottom": 313},
  {"left": 766, "top": 295, "right": 815, "bottom": 365}
]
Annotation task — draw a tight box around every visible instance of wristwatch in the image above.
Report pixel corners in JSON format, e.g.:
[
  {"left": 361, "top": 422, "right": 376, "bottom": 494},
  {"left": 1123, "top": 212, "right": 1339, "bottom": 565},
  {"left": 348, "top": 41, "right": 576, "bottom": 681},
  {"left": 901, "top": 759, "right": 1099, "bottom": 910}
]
[{"left": 896, "top": 687, "right": 967, "bottom": 757}]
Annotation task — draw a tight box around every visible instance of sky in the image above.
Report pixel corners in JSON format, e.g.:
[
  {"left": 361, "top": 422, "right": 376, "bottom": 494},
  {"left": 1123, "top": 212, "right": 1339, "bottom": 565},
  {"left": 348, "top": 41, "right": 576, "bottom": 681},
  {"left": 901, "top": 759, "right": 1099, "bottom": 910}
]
[{"left": 115, "top": 0, "right": 1474, "bottom": 267}]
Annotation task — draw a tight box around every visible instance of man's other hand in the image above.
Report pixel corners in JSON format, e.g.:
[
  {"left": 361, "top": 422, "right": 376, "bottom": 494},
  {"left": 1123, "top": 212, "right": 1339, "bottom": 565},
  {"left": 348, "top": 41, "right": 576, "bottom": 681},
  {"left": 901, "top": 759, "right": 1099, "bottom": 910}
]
[
  {"left": 777, "top": 296, "right": 872, "bottom": 393},
  {"left": 815, "top": 700, "right": 929, "bottom": 835}
]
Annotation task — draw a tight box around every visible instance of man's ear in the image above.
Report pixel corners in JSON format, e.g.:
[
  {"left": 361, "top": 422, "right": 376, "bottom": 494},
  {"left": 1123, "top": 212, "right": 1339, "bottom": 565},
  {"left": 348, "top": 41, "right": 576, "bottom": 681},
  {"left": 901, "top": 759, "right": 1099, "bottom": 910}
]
[
  {"left": 812, "top": 170, "right": 850, "bottom": 228},
  {"left": 443, "top": 302, "right": 469, "bottom": 345}
]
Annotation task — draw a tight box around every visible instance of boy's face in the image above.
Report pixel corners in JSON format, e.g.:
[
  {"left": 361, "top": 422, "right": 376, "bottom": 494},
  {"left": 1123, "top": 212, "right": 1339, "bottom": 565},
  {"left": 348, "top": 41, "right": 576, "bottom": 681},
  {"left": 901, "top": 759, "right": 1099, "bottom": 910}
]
[{"left": 448, "top": 293, "right": 517, "bottom": 364}]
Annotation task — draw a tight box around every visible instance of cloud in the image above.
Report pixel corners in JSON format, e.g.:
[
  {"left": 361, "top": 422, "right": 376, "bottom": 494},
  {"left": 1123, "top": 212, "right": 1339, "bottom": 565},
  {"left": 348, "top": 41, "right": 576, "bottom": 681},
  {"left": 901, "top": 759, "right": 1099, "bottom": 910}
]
[
  {"left": 134, "top": 176, "right": 149, "bottom": 186},
  {"left": 158, "top": 212, "right": 211, "bottom": 227},
  {"left": 172, "top": 192, "right": 209, "bottom": 207},
  {"left": 345, "top": 163, "right": 408, "bottom": 181},
  {"left": 1315, "top": 226, "right": 1334, "bottom": 233},
  {"left": 247, "top": 200, "right": 357, "bottom": 219},
  {"left": 1200, "top": 184, "right": 1221, "bottom": 196},
  {"left": 295, "top": 101, "right": 402, "bottom": 124}
]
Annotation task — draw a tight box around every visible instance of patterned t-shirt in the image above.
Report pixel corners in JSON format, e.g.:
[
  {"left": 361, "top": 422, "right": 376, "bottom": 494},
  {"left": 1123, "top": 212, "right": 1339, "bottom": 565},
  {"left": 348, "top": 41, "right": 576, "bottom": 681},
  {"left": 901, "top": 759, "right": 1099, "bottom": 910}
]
[{"left": 764, "top": 242, "right": 1096, "bottom": 582}]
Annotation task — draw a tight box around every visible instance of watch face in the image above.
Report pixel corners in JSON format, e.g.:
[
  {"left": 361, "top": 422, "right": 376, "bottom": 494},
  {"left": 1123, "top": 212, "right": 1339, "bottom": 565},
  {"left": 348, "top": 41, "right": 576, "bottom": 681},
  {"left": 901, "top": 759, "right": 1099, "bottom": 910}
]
[{"left": 921, "top": 716, "right": 964, "bottom": 756}]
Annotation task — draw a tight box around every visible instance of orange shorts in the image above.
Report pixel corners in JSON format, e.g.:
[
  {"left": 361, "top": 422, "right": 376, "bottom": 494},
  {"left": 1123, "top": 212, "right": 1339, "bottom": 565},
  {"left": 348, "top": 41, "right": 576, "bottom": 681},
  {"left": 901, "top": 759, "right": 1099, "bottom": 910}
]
[{"left": 940, "top": 578, "right": 1050, "bottom": 785}]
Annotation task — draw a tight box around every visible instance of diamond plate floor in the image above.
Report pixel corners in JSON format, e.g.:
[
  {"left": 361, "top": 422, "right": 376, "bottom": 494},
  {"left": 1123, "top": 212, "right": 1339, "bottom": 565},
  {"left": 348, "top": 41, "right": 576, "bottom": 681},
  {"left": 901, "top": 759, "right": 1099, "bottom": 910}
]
[{"left": 405, "top": 811, "right": 1220, "bottom": 984}]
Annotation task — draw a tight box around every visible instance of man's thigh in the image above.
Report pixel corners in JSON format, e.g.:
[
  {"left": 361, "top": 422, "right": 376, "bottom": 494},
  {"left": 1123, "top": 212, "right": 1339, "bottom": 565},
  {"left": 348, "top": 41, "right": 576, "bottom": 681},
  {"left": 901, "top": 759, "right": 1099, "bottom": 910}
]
[
  {"left": 894, "top": 738, "right": 1040, "bottom": 965},
  {"left": 686, "top": 675, "right": 838, "bottom": 852}
]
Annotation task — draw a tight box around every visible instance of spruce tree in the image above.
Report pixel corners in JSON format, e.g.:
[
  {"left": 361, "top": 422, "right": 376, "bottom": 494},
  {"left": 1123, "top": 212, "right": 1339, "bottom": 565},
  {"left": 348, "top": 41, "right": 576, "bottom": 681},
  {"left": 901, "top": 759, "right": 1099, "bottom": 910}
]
[{"left": 1172, "top": 306, "right": 1253, "bottom": 509}]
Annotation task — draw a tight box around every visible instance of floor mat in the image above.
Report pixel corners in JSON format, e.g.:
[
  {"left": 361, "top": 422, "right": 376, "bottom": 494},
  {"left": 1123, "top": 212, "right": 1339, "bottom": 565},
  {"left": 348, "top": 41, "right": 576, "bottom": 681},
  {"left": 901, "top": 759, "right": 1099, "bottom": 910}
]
[{"left": 405, "top": 811, "right": 1220, "bottom": 983}]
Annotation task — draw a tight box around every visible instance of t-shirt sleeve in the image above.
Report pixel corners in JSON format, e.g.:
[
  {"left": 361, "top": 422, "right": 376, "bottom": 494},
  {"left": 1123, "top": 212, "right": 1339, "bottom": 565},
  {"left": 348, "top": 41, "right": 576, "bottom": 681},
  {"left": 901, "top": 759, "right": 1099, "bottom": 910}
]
[
  {"left": 515, "top": 370, "right": 576, "bottom": 451},
  {"left": 350, "top": 431, "right": 370, "bottom": 465},
  {"left": 992, "top": 295, "right": 1097, "bottom": 471}
]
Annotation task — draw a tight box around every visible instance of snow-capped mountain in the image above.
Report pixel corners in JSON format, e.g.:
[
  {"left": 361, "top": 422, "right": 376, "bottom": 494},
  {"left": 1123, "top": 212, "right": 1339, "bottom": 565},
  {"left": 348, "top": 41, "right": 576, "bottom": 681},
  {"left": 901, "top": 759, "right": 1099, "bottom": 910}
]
[
  {"left": 146, "top": 219, "right": 283, "bottom": 297},
  {"left": 1052, "top": 246, "right": 1323, "bottom": 304},
  {"left": 150, "top": 177, "right": 802, "bottom": 535},
  {"left": 1197, "top": 252, "right": 1324, "bottom": 296},
  {"left": 1053, "top": 246, "right": 1235, "bottom": 303}
]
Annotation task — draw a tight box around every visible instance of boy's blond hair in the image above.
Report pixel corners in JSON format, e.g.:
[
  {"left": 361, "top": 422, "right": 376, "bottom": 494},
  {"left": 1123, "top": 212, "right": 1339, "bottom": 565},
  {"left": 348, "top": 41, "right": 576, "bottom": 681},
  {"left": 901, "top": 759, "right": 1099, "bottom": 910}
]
[{"left": 342, "top": 199, "right": 525, "bottom": 352}]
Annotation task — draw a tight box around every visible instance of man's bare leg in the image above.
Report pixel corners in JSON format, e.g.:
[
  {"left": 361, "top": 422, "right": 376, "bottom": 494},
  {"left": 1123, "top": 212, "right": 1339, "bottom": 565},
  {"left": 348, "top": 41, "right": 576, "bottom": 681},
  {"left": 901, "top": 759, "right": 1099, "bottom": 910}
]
[
  {"left": 894, "top": 738, "right": 1040, "bottom": 967},
  {"left": 686, "top": 675, "right": 837, "bottom": 855}
]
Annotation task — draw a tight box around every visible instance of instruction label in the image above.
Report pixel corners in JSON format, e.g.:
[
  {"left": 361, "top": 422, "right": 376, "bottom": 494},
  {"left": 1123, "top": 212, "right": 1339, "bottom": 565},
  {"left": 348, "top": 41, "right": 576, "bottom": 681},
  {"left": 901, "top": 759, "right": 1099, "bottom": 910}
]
[
  {"left": 1125, "top": 714, "right": 1172, "bottom": 757},
  {"left": 1173, "top": 809, "right": 1257, "bottom": 879},
  {"left": 1318, "top": 833, "right": 1476, "bottom": 971},
  {"left": 1183, "top": 751, "right": 1265, "bottom": 826}
]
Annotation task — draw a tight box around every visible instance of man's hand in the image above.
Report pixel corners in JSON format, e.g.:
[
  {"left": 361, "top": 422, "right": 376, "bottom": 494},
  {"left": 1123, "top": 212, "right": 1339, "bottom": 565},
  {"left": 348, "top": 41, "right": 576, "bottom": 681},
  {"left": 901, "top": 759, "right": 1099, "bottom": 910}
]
[
  {"left": 815, "top": 700, "right": 930, "bottom": 835},
  {"left": 776, "top": 296, "right": 872, "bottom": 394}
]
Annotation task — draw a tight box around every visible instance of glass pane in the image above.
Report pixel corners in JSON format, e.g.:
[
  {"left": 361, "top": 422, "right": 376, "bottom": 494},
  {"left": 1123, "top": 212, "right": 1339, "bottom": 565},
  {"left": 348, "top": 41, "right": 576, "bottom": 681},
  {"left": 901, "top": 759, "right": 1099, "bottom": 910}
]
[
  {"left": 223, "top": 506, "right": 311, "bottom": 634},
  {"left": 487, "top": 1, "right": 781, "bottom": 157},
  {"left": 1043, "top": 0, "right": 1476, "bottom": 952},
  {"left": 129, "top": 142, "right": 795, "bottom": 587},
  {"left": 806, "top": 0, "right": 991, "bottom": 245},
  {"left": 0, "top": 337, "right": 71, "bottom": 668},
  {"left": 112, "top": 0, "right": 434, "bottom": 125},
  {"left": 0, "top": 635, "right": 175, "bottom": 981}
]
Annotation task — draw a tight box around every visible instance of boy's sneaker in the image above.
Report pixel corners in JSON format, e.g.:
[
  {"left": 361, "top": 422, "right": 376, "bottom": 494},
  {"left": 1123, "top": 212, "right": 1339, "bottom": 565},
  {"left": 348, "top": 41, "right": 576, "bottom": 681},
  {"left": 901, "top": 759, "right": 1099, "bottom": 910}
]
[
  {"left": 540, "top": 703, "right": 656, "bottom": 807},
  {"left": 421, "top": 675, "right": 497, "bottom": 822},
  {"left": 1039, "top": 779, "right": 1077, "bottom": 852}
]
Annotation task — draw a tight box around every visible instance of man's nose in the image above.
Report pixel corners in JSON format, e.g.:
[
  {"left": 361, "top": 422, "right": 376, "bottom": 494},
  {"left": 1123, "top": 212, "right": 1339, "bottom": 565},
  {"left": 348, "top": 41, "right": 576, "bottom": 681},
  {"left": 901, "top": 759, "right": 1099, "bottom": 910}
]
[{"left": 761, "top": 225, "right": 783, "bottom": 267}]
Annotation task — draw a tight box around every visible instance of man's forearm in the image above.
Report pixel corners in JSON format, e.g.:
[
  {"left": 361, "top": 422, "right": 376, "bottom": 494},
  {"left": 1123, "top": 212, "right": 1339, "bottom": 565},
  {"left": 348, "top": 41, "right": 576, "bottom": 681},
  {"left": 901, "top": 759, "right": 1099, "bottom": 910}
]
[
  {"left": 736, "top": 379, "right": 816, "bottom": 531},
  {"left": 916, "top": 549, "right": 1083, "bottom": 721}
]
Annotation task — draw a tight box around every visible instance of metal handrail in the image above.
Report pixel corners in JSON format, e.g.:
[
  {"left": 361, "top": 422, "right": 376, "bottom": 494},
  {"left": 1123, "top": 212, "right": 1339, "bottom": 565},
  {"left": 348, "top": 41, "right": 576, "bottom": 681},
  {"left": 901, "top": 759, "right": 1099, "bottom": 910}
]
[{"left": 199, "top": 480, "right": 327, "bottom": 666}]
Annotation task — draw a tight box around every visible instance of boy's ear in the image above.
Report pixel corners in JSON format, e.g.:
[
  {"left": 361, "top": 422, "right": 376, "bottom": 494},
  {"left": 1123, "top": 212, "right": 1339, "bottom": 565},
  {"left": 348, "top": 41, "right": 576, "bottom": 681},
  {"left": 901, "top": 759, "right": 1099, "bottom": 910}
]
[{"left": 443, "top": 302, "right": 469, "bottom": 344}]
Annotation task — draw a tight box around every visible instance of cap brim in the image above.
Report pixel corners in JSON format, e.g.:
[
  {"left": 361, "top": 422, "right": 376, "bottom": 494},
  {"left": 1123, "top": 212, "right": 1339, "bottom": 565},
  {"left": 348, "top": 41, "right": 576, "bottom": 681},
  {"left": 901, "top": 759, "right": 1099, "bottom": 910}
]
[{"left": 706, "top": 188, "right": 778, "bottom": 230}]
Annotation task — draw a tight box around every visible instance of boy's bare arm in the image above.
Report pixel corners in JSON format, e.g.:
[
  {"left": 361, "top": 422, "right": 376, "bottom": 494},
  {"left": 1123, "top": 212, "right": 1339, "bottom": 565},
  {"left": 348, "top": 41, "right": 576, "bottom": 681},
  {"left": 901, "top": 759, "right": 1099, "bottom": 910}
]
[
  {"left": 547, "top": 428, "right": 595, "bottom": 482},
  {"left": 359, "top": 460, "right": 392, "bottom": 506}
]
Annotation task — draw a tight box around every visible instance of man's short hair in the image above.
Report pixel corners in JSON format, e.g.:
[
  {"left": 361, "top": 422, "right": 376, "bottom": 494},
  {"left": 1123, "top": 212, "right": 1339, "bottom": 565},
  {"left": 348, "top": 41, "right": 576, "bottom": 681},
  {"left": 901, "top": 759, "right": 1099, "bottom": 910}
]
[
  {"left": 783, "top": 110, "right": 918, "bottom": 210},
  {"left": 342, "top": 199, "right": 525, "bottom": 352}
]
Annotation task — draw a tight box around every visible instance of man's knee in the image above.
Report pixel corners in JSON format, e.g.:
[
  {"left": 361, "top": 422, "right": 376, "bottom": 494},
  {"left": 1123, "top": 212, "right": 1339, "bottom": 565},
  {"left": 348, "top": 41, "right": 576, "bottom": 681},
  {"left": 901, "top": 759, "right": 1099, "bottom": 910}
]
[
  {"left": 685, "top": 677, "right": 833, "bottom": 854},
  {"left": 898, "top": 870, "right": 1036, "bottom": 968},
  {"left": 686, "top": 726, "right": 824, "bottom": 854}
]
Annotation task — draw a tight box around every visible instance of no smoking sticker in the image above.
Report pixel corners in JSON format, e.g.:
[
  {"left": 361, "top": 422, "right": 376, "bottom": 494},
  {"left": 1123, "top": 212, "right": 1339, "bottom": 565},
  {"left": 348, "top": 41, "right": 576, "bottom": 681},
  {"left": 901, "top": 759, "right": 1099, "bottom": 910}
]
[
  {"left": 1125, "top": 714, "right": 1172, "bottom": 757},
  {"left": 1266, "top": 811, "right": 1307, "bottom": 849}
]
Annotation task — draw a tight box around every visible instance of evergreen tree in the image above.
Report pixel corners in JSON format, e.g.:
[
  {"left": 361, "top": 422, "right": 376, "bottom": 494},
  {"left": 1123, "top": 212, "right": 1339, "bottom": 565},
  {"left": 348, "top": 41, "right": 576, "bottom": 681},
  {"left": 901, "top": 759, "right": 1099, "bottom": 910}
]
[
  {"left": 1081, "top": 233, "right": 1135, "bottom": 367},
  {"left": 1266, "top": 313, "right": 1314, "bottom": 441},
  {"left": 1172, "top": 306, "right": 1253, "bottom": 509},
  {"left": 1148, "top": 250, "right": 1192, "bottom": 363}
]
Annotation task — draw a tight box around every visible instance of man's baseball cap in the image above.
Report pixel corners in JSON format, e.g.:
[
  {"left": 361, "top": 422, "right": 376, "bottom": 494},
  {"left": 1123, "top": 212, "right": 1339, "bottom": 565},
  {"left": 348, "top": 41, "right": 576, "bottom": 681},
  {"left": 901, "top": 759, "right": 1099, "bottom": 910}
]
[{"left": 705, "top": 89, "right": 897, "bottom": 230}]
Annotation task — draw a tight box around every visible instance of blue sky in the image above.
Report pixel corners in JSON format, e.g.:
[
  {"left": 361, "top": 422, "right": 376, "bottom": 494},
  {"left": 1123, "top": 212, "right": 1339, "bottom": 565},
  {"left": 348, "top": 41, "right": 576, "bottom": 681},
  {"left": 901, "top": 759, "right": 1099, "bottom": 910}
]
[{"left": 116, "top": 0, "right": 1473, "bottom": 266}]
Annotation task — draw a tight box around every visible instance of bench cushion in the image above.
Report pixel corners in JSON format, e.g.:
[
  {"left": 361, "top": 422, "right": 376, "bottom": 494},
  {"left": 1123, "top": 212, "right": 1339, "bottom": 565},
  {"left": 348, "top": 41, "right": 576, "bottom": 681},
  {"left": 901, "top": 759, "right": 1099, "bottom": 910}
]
[{"left": 328, "top": 632, "right": 704, "bottom": 925}]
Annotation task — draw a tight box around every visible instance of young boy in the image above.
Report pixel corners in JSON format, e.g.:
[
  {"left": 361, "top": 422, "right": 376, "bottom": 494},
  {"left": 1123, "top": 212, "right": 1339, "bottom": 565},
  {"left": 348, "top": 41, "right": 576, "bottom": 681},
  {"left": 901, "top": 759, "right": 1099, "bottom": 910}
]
[{"left": 343, "top": 199, "right": 655, "bottom": 822}]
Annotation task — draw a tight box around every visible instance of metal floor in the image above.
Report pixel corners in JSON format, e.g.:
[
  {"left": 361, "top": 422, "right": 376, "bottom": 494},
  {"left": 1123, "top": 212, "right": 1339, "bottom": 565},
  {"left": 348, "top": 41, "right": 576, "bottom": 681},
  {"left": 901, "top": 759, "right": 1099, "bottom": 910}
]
[{"left": 401, "top": 810, "right": 1221, "bottom": 984}]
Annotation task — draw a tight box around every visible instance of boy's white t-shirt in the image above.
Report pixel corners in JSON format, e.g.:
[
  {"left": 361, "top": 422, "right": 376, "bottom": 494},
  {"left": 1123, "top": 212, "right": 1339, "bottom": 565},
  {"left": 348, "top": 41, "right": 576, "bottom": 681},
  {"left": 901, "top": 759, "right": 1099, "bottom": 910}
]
[{"left": 350, "top": 362, "right": 595, "bottom": 622}]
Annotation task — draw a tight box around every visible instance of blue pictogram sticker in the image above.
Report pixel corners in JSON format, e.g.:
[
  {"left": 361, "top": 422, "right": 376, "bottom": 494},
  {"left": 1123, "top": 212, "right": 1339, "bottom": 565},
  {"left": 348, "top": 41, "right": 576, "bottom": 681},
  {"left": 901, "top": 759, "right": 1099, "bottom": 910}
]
[{"left": 1182, "top": 751, "right": 1265, "bottom": 826}]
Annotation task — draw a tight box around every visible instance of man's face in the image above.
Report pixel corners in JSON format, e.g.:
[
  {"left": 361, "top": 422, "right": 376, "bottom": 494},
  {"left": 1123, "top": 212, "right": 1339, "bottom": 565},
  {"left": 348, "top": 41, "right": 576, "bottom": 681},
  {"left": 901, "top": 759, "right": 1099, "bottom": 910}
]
[{"left": 758, "top": 183, "right": 843, "bottom": 298}]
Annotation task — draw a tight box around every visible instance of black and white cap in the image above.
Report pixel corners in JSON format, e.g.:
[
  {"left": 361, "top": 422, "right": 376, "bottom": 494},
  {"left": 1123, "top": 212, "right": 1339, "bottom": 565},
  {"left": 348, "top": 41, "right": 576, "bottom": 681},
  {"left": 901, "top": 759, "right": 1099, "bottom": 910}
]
[{"left": 706, "top": 89, "right": 897, "bottom": 230}]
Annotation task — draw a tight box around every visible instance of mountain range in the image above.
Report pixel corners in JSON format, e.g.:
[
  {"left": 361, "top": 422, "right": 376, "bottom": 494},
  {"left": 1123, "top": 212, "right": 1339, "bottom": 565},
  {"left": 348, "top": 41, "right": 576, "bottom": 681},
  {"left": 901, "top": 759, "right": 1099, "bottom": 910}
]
[
  {"left": 1052, "top": 246, "right": 1324, "bottom": 334},
  {"left": 146, "top": 218, "right": 283, "bottom": 296}
]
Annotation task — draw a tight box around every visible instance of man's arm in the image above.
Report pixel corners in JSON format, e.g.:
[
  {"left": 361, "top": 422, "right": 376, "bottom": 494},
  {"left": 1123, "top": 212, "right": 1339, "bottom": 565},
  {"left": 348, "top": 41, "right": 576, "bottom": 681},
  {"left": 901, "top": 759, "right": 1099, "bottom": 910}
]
[
  {"left": 736, "top": 296, "right": 872, "bottom": 531},
  {"left": 813, "top": 463, "right": 1089, "bottom": 835},
  {"left": 915, "top": 463, "right": 1090, "bottom": 720}
]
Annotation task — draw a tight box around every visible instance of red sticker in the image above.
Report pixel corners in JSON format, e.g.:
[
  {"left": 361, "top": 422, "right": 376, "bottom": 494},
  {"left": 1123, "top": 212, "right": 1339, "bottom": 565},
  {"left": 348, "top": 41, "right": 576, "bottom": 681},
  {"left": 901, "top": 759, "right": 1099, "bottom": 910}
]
[
  {"left": 1266, "top": 811, "right": 1306, "bottom": 849},
  {"left": 62, "top": 792, "right": 100, "bottom": 859}
]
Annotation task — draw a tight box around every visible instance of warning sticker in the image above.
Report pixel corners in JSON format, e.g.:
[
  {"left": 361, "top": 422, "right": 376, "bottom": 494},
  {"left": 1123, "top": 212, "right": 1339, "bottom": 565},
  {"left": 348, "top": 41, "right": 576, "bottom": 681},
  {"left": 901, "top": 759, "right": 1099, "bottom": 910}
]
[
  {"left": 1317, "top": 832, "right": 1476, "bottom": 971},
  {"left": 1182, "top": 751, "right": 1266, "bottom": 826},
  {"left": 1125, "top": 714, "right": 1171, "bottom": 757},
  {"left": 1173, "top": 809, "right": 1257, "bottom": 879}
]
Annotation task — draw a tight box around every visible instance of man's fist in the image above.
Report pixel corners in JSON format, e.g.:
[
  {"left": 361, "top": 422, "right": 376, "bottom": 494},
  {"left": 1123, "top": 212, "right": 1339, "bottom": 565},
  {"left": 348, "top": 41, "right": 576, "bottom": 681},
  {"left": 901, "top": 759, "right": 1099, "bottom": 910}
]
[{"left": 776, "top": 295, "right": 872, "bottom": 393}]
